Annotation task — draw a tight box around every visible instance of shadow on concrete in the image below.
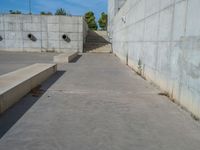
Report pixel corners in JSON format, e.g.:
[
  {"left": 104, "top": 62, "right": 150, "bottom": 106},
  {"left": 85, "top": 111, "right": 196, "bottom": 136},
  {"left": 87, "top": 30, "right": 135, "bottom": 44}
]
[
  {"left": 84, "top": 30, "right": 110, "bottom": 52},
  {"left": 0, "top": 70, "right": 65, "bottom": 139},
  {"left": 70, "top": 54, "right": 82, "bottom": 63}
]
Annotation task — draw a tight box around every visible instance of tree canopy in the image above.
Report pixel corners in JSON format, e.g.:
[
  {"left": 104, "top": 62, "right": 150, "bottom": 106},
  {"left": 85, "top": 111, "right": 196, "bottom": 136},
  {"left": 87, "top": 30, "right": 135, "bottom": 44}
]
[
  {"left": 40, "top": 11, "right": 52, "bottom": 15},
  {"left": 9, "top": 10, "right": 21, "bottom": 14},
  {"left": 84, "top": 11, "right": 98, "bottom": 30},
  {"left": 55, "top": 8, "right": 71, "bottom": 16},
  {"left": 98, "top": 12, "right": 108, "bottom": 30}
]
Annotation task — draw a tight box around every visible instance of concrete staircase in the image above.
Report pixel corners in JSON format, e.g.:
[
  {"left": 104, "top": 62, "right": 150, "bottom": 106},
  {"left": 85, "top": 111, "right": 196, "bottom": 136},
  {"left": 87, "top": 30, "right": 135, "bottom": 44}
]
[{"left": 84, "top": 30, "right": 112, "bottom": 53}]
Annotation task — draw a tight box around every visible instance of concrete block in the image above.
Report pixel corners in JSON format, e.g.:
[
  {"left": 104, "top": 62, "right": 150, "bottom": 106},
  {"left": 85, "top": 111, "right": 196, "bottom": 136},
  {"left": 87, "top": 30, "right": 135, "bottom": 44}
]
[
  {"left": 158, "top": 6, "right": 173, "bottom": 41},
  {"left": 60, "top": 40, "right": 79, "bottom": 49},
  {"left": 173, "top": 0, "right": 187, "bottom": 41},
  {"left": 134, "top": 21, "right": 145, "bottom": 41},
  {"left": 41, "top": 32, "right": 47, "bottom": 40},
  {"left": 5, "top": 31, "right": 23, "bottom": 40},
  {"left": 59, "top": 32, "right": 79, "bottom": 41},
  {"left": 4, "top": 15, "right": 22, "bottom": 23},
  {"left": 0, "top": 63, "right": 57, "bottom": 114},
  {"left": 23, "top": 39, "right": 42, "bottom": 49},
  {"left": 54, "top": 51, "right": 78, "bottom": 63},
  {"left": 142, "top": 42, "right": 157, "bottom": 68},
  {"left": 60, "top": 24, "right": 79, "bottom": 32},
  {"left": 145, "top": 0, "right": 160, "bottom": 17},
  {"left": 0, "top": 16, "right": 4, "bottom": 31},
  {"left": 23, "top": 31, "right": 42, "bottom": 40},
  {"left": 160, "top": 0, "right": 174, "bottom": 10},
  {"left": 0, "top": 14, "right": 86, "bottom": 53},
  {"left": 47, "top": 32, "right": 60, "bottom": 40},
  {"left": 23, "top": 23, "right": 41, "bottom": 32},
  {"left": 30, "top": 16, "right": 41, "bottom": 23},
  {"left": 5, "top": 39, "right": 23, "bottom": 49},
  {"left": 156, "top": 42, "right": 171, "bottom": 74},
  {"left": 186, "top": 0, "right": 200, "bottom": 36},
  {"left": 47, "top": 24, "right": 59, "bottom": 32},
  {"left": 47, "top": 40, "right": 60, "bottom": 49},
  {"left": 134, "top": 0, "right": 145, "bottom": 23},
  {"left": 59, "top": 16, "right": 80, "bottom": 24},
  {"left": 4, "top": 22, "right": 22, "bottom": 31},
  {"left": 21, "top": 15, "right": 32, "bottom": 23},
  {"left": 144, "top": 13, "right": 159, "bottom": 41},
  {"left": 47, "top": 16, "right": 59, "bottom": 24}
]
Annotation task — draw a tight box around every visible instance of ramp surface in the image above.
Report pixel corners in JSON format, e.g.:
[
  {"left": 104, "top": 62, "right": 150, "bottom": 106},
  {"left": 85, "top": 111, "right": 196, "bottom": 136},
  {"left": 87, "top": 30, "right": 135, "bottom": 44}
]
[{"left": 0, "top": 53, "right": 200, "bottom": 150}]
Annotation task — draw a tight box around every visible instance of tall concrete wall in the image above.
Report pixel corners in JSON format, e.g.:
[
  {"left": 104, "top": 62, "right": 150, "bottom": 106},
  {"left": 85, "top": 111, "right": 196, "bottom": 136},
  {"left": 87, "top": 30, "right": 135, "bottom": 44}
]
[
  {"left": 108, "top": 0, "right": 126, "bottom": 40},
  {"left": 108, "top": 0, "right": 200, "bottom": 118},
  {"left": 0, "top": 14, "right": 88, "bottom": 53}
]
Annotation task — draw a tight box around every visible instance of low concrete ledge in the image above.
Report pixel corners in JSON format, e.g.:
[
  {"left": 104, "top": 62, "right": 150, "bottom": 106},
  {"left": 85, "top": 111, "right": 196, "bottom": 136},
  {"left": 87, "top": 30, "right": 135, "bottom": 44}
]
[
  {"left": 54, "top": 51, "right": 78, "bottom": 64},
  {"left": 0, "top": 63, "right": 57, "bottom": 114}
]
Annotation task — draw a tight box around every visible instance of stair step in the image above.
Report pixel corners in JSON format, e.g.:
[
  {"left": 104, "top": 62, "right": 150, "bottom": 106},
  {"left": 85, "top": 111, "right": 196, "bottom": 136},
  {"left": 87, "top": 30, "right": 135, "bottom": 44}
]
[
  {"left": 85, "top": 30, "right": 111, "bottom": 53},
  {"left": 84, "top": 43, "right": 111, "bottom": 48}
]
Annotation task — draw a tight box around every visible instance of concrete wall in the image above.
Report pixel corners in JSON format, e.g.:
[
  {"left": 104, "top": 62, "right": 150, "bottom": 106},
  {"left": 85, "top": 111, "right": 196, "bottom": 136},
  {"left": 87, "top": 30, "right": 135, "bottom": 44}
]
[
  {"left": 108, "top": 0, "right": 200, "bottom": 118},
  {"left": 83, "top": 19, "right": 88, "bottom": 44},
  {"left": 108, "top": 0, "right": 126, "bottom": 40},
  {"left": 0, "top": 14, "right": 88, "bottom": 53}
]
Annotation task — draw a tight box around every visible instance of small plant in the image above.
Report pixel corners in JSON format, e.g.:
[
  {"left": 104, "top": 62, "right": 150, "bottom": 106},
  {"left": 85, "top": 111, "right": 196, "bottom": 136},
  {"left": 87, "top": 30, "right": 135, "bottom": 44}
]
[
  {"left": 9, "top": 10, "right": 22, "bottom": 14},
  {"left": 137, "top": 59, "right": 142, "bottom": 73},
  {"left": 40, "top": 11, "right": 52, "bottom": 15},
  {"left": 55, "top": 8, "right": 71, "bottom": 16}
]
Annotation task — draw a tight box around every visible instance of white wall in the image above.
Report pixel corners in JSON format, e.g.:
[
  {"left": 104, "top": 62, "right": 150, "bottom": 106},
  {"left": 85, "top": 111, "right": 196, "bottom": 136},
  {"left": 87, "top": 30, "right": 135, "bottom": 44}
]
[
  {"left": 108, "top": 0, "right": 126, "bottom": 40},
  {"left": 0, "top": 14, "right": 88, "bottom": 53},
  {"left": 109, "top": 0, "right": 200, "bottom": 118}
]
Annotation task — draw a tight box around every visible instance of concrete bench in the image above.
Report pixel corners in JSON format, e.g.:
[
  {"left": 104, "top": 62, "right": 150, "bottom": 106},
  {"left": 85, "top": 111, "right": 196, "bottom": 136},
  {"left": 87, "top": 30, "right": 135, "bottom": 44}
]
[
  {"left": 0, "top": 63, "right": 57, "bottom": 114},
  {"left": 54, "top": 51, "right": 78, "bottom": 64}
]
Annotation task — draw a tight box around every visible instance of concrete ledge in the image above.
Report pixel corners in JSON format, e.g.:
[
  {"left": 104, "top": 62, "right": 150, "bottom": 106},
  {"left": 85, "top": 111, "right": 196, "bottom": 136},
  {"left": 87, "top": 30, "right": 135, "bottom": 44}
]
[
  {"left": 54, "top": 51, "right": 78, "bottom": 64},
  {"left": 0, "top": 63, "right": 57, "bottom": 114}
]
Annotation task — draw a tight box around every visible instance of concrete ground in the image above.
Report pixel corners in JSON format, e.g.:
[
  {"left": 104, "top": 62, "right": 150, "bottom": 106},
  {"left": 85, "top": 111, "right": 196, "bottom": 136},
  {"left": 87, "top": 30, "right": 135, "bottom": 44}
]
[
  {"left": 0, "top": 53, "right": 200, "bottom": 150},
  {"left": 0, "top": 51, "right": 55, "bottom": 75}
]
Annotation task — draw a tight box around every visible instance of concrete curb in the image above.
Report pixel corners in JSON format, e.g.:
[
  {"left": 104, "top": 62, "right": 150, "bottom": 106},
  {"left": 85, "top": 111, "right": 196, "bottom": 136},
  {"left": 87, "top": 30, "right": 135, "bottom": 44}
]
[
  {"left": 0, "top": 63, "right": 57, "bottom": 114},
  {"left": 54, "top": 51, "right": 78, "bottom": 63}
]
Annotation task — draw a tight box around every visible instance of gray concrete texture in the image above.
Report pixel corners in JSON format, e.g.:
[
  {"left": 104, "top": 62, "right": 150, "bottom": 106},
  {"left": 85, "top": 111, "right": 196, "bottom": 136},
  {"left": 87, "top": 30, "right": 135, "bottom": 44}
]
[
  {"left": 0, "top": 53, "right": 200, "bottom": 149},
  {"left": 53, "top": 51, "right": 78, "bottom": 63},
  {"left": 108, "top": 0, "right": 200, "bottom": 118},
  {"left": 0, "top": 51, "right": 56, "bottom": 75},
  {"left": 0, "top": 14, "right": 88, "bottom": 53},
  {"left": 0, "top": 63, "right": 57, "bottom": 114}
]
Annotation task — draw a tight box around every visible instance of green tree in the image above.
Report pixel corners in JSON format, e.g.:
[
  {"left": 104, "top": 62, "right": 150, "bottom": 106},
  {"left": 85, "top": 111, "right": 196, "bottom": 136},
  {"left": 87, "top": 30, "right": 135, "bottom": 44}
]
[
  {"left": 40, "top": 11, "right": 52, "bottom": 15},
  {"left": 84, "top": 11, "right": 98, "bottom": 30},
  {"left": 98, "top": 12, "right": 108, "bottom": 30},
  {"left": 9, "top": 10, "right": 22, "bottom": 14},
  {"left": 55, "top": 8, "right": 71, "bottom": 16}
]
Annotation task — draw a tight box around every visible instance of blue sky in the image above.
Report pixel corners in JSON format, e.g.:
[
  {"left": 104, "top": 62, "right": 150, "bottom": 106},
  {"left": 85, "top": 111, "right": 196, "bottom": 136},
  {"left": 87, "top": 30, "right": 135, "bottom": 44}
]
[{"left": 0, "top": 0, "right": 107, "bottom": 20}]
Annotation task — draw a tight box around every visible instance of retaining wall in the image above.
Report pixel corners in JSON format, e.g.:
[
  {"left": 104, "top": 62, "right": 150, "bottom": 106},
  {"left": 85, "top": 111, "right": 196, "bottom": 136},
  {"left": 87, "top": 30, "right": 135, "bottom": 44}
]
[
  {"left": 0, "top": 14, "right": 88, "bottom": 53},
  {"left": 108, "top": 0, "right": 200, "bottom": 118}
]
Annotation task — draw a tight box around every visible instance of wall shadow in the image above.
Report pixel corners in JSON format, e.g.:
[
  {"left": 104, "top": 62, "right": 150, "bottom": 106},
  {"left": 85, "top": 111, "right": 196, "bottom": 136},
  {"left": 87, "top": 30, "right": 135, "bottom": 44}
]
[
  {"left": 84, "top": 30, "right": 110, "bottom": 52},
  {"left": 0, "top": 70, "right": 65, "bottom": 139},
  {"left": 70, "top": 54, "right": 82, "bottom": 63}
]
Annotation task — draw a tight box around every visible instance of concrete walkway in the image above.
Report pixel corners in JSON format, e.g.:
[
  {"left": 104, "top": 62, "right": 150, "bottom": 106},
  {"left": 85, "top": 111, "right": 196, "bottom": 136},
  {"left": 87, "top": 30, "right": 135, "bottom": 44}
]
[{"left": 0, "top": 53, "right": 200, "bottom": 150}]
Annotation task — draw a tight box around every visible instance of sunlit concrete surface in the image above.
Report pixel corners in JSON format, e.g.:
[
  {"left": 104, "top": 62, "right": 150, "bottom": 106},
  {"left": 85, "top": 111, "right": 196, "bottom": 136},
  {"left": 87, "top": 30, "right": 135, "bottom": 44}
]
[
  {"left": 0, "top": 53, "right": 200, "bottom": 150},
  {"left": 0, "top": 63, "right": 57, "bottom": 114},
  {"left": 108, "top": 0, "right": 200, "bottom": 118},
  {"left": 0, "top": 51, "right": 56, "bottom": 75}
]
